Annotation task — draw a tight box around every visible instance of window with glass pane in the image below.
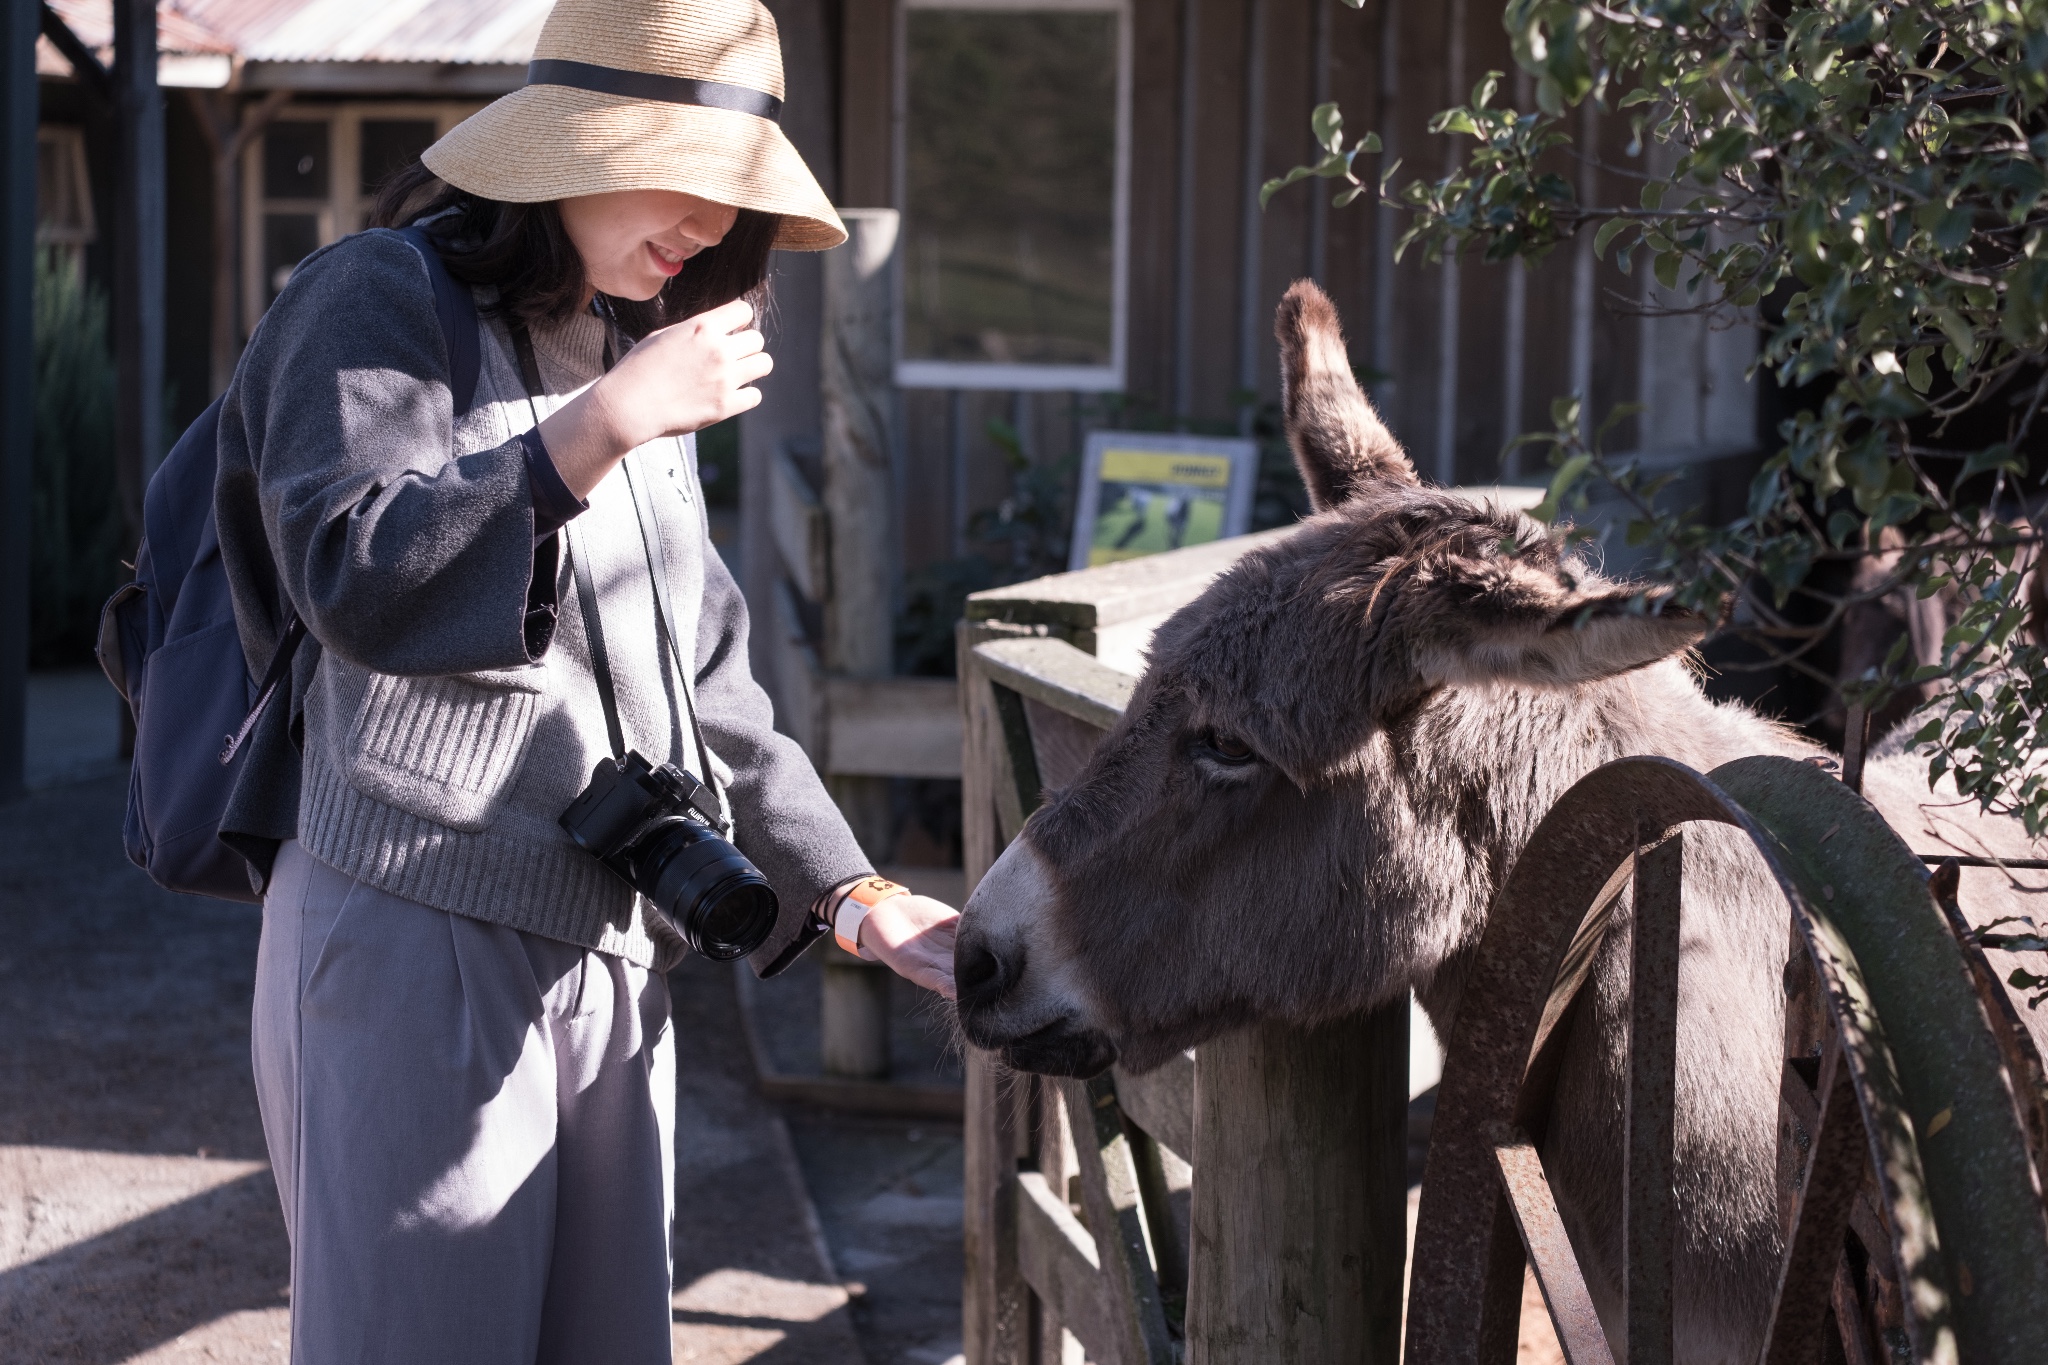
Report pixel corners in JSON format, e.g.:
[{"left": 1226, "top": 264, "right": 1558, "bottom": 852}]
[{"left": 903, "top": 6, "right": 1120, "bottom": 374}]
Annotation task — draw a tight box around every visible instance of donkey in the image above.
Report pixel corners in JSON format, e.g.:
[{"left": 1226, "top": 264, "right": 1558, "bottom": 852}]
[{"left": 954, "top": 279, "right": 2046, "bottom": 1364}]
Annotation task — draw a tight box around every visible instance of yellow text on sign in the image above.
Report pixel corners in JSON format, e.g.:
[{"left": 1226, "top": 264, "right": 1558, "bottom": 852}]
[{"left": 1099, "top": 450, "right": 1233, "bottom": 489}]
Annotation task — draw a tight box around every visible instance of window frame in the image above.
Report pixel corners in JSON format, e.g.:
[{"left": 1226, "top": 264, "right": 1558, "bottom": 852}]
[
  {"left": 242, "top": 102, "right": 483, "bottom": 335},
  {"left": 35, "top": 125, "right": 97, "bottom": 250},
  {"left": 891, "top": 0, "right": 1133, "bottom": 392}
]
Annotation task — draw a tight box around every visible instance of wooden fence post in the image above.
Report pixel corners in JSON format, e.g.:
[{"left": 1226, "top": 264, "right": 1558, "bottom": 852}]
[
  {"left": 818, "top": 208, "right": 900, "bottom": 1076},
  {"left": 113, "top": 0, "right": 164, "bottom": 549},
  {"left": 1187, "top": 1001, "right": 1409, "bottom": 1365},
  {"left": 0, "top": 0, "right": 36, "bottom": 799},
  {"left": 962, "top": 625, "right": 1033, "bottom": 1365},
  {"left": 819, "top": 207, "right": 900, "bottom": 845}
]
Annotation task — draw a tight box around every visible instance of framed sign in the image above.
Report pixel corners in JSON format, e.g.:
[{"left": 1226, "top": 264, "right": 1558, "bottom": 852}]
[{"left": 1069, "top": 431, "right": 1258, "bottom": 572}]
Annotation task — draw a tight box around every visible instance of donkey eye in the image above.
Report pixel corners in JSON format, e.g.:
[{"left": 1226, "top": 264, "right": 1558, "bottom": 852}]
[{"left": 1201, "top": 733, "right": 1257, "bottom": 765}]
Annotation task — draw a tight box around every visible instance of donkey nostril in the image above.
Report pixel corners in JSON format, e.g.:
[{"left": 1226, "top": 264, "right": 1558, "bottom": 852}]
[{"left": 955, "top": 941, "right": 1010, "bottom": 1005}]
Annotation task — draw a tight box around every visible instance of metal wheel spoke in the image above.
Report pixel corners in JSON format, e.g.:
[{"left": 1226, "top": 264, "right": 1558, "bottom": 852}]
[
  {"left": 1626, "top": 833, "right": 1682, "bottom": 1365},
  {"left": 1492, "top": 1129, "right": 1617, "bottom": 1365},
  {"left": 1760, "top": 1016, "right": 1871, "bottom": 1364}
]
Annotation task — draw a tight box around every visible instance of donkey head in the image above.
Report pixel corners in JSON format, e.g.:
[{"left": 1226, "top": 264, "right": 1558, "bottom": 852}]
[{"left": 954, "top": 280, "right": 1706, "bottom": 1077}]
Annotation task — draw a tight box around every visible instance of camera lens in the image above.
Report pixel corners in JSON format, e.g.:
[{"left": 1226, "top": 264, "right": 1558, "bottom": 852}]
[{"left": 633, "top": 817, "right": 779, "bottom": 960}]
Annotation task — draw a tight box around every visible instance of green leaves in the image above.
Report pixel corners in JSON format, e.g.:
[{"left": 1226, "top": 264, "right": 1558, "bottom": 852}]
[
  {"left": 1261, "top": 102, "right": 1383, "bottom": 209},
  {"left": 1286, "top": 0, "right": 2048, "bottom": 837}
]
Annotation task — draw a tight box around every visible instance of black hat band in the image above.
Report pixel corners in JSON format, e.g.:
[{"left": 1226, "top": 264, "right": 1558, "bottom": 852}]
[{"left": 526, "top": 59, "right": 783, "bottom": 123}]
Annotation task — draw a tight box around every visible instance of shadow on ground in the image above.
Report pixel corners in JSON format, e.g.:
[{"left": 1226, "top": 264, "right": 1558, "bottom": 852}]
[{"left": 3, "top": 731, "right": 960, "bottom": 1363}]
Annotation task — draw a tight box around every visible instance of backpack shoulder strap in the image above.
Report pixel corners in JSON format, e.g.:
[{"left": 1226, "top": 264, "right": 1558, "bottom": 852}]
[{"left": 394, "top": 225, "right": 481, "bottom": 418}]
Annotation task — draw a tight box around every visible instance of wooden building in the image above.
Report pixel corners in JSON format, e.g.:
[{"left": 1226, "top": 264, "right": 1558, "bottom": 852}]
[
  {"left": 35, "top": 0, "right": 546, "bottom": 435},
  {"left": 32, "top": 1, "right": 1765, "bottom": 834}
]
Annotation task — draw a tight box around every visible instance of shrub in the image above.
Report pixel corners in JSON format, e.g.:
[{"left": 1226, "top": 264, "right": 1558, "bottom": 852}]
[{"left": 32, "top": 250, "right": 123, "bottom": 669}]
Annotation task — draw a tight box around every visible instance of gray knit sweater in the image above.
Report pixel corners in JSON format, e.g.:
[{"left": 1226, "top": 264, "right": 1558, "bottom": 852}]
[{"left": 213, "top": 228, "right": 867, "bottom": 972}]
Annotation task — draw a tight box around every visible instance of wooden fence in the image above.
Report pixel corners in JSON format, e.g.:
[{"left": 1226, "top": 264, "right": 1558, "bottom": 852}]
[
  {"left": 958, "top": 524, "right": 1424, "bottom": 1365},
  {"left": 956, "top": 521, "right": 2048, "bottom": 1364}
]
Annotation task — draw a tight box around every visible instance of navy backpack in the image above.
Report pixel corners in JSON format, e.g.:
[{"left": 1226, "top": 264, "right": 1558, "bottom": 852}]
[{"left": 97, "top": 228, "right": 482, "bottom": 902}]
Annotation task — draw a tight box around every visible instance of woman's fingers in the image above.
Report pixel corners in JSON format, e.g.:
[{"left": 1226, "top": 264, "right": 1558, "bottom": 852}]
[
  {"left": 724, "top": 327, "right": 766, "bottom": 359},
  {"left": 860, "top": 895, "right": 960, "bottom": 999},
  {"left": 695, "top": 296, "right": 755, "bottom": 336}
]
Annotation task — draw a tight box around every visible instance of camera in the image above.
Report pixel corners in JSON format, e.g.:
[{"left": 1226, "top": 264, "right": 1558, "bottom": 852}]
[{"left": 559, "top": 751, "right": 778, "bottom": 960}]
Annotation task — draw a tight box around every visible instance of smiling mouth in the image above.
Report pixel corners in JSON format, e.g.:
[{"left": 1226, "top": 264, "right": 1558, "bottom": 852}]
[{"left": 648, "top": 242, "right": 687, "bottom": 277}]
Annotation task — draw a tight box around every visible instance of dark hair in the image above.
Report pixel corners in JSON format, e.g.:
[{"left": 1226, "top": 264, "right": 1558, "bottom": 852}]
[{"left": 368, "top": 160, "right": 778, "bottom": 338}]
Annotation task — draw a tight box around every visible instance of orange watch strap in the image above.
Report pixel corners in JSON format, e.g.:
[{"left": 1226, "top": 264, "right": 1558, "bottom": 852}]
[{"left": 833, "top": 876, "right": 908, "bottom": 956}]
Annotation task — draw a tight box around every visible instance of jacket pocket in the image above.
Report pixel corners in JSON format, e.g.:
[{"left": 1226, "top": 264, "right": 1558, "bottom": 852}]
[{"left": 341, "top": 669, "right": 543, "bottom": 833}]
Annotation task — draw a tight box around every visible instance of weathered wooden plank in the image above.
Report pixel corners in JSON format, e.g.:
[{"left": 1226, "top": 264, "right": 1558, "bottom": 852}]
[
  {"left": 974, "top": 638, "right": 1135, "bottom": 732},
  {"left": 989, "top": 683, "right": 1042, "bottom": 845},
  {"left": 1187, "top": 1009, "right": 1408, "bottom": 1365},
  {"left": 1022, "top": 697, "right": 1108, "bottom": 793},
  {"left": 823, "top": 676, "right": 962, "bottom": 779},
  {"left": 771, "top": 443, "right": 830, "bottom": 605},
  {"left": 1016, "top": 1170, "right": 1120, "bottom": 1359},
  {"left": 960, "top": 624, "right": 1005, "bottom": 892},
  {"left": 1113, "top": 1052, "right": 1196, "bottom": 1162},
  {"left": 967, "top": 1051, "right": 1034, "bottom": 1365},
  {"left": 1061, "top": 1076, "right": 1176, "bottom": 1365},
  {"left": 837, "top": 0, "right": 893, "bottom": 208},
  {"left": 968, "top": 528, "right": 1297, "bottom": 637},
  {"left": 773, "top": 580, "right": 826, "bottom": 762}
]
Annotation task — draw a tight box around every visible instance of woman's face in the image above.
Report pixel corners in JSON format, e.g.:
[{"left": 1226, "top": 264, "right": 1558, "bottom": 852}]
[{"left": 558, "top": 189, "right": 740, "bottom": 302}]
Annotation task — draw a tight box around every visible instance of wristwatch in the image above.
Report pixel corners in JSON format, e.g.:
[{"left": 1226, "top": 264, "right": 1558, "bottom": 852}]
[{"left": 832, "top": 875, "right": 909, "bottom": 960}]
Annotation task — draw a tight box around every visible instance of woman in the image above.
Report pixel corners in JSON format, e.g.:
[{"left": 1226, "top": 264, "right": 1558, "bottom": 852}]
[{"left": 211, "top": 0, "right": 959, "bottom": 1359}]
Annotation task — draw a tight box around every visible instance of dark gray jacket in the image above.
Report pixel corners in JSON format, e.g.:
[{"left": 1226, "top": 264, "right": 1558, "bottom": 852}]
[{"left": 214, "top": 228, "right": 862, "bottom": 972}]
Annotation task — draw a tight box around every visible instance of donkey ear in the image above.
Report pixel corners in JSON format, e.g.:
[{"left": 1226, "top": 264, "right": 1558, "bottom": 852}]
[
  {"left": 1276, "top": 280, "right": 1417, "bottom": 511},
  {"left": 1402, "top": 554, "right": 1706, "bottom": 689}
]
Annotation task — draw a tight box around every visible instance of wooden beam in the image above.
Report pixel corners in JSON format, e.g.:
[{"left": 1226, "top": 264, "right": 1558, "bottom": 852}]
[
  {"left": 770, "top": 442, "right": 830, "bottom": 603},
  {"left": 821, "top": 675, "right": 961, "bottom": 779},
  {"left": 113, "top": 0, "right": 165, "bottom": 554},
  {"left": 187, "top": 88, "right": 290, "bottom": 397},
  {"left": 1016, "top": 1170, "right": 1121, "bottom": 1359},
  {"left": 38, "top": 2, "right": 111, "bottom": 105},
  {"left": 1, "top": 0, "right": 38, "bottom": 798},
  {"left": 239, "top": 61, "right": 524, "bottom": 96},
  {"left": 839, "top": 0, "right": 893, "bottom": 208}
]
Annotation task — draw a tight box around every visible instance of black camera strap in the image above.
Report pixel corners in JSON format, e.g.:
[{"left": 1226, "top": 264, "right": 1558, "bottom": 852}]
[
  {"left": 511, "top": 318, "right": 730, "bottom": 835},
  {"left": 564, "top": 523, "right": 629, "bottom": 762},
  {"left": 619, "top": 456, "right": 730, "bottom": 832}
]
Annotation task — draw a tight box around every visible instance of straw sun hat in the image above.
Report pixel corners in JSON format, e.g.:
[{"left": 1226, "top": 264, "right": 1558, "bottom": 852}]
[{"left": 422, "top": 0, "right": 846, "bottom": 251}]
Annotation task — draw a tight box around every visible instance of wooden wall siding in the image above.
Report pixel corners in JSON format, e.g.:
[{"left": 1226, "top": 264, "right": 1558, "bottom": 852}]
[
  {"left": 827, "top": 0, "right": 1760, "bottom": 594},
  {"left": 1184, "top": 0, "right": 1253, "bottom": 422},
  {"left": 840, "top": 0, "right": 894, "bottom": 208},
  {"left": 1126, "top": 0, "right": 1184, "bottom": 411}
]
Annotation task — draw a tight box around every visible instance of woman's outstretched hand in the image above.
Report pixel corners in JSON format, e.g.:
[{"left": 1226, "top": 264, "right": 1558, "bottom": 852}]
[
  {"left": 538, "top": 296, "right": 771, "bottom": 499},
  {"left": 858, "top": 894, "right": 961, "bottom": 999}
]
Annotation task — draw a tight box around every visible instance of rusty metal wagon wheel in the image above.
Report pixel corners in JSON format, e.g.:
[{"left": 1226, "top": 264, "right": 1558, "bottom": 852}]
[{"left": 1404, "top": 755, "right": 2048, "bottom": 1365}]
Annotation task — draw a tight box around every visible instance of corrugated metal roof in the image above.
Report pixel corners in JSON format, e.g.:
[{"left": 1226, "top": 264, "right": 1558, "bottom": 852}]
[
  {"left": 179, "top": 0, "right": 547, "bottom": 65},
  {"left": 44, "top": 0, "right": 238, "bottom": 59},
  {"left": 42, "top": 1, "right": 546, "bottom": 67}
]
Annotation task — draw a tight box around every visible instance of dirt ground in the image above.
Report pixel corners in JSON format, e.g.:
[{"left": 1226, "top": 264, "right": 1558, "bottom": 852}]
[{"left": 0, "top": 763, "right": 949, "bottom": 1364}]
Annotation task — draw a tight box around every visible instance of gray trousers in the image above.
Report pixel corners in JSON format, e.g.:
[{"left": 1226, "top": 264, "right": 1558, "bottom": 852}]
[{"left": 253, "top": 841, "right": 676, "bottom": 1364}]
